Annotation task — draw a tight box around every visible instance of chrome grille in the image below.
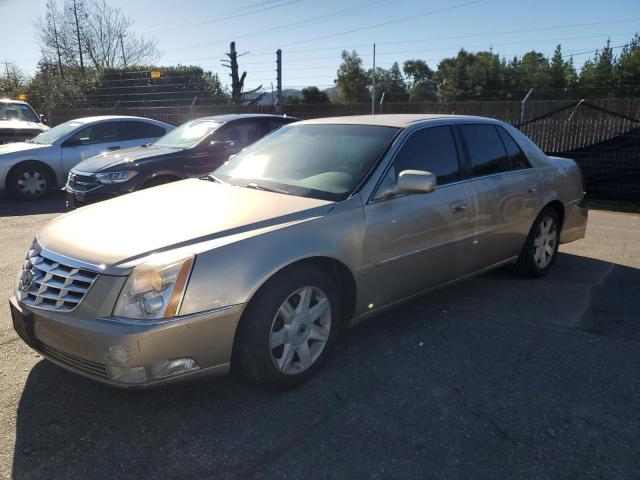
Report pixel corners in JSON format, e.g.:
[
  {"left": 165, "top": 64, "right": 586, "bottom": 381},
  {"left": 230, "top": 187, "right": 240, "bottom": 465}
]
[
  {"left": 66, "top": 171, "right": 100, "bottom": 192},
  {"left": 17, "top": 247, "right": 99, "bottom": 312}
]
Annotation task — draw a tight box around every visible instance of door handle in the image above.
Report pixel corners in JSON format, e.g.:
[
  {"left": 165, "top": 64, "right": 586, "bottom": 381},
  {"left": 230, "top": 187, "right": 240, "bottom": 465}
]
[
  {"left": 527, "top": 187, "right": 537, "bottom": 194},
  {"left": 106, "top": 146, "right": 121, "bottom": 151},
  {"left": 451, "top": 202, "right": 469, "bottom": 213}
]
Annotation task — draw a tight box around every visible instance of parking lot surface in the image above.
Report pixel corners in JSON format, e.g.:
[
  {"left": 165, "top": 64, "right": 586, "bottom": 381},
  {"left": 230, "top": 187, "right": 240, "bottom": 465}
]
[{"left": 1, "top": 195, "right": 639, "bottom": 479}]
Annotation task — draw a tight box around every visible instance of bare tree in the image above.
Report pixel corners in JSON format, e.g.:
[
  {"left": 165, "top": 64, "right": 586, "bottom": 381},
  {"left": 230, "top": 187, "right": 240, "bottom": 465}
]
[
  {"left": 34, "top": 0, "right": 161, "bottom": 70},
  {"left": 222, "top": 41, "right": 262, "bottom": 104}
]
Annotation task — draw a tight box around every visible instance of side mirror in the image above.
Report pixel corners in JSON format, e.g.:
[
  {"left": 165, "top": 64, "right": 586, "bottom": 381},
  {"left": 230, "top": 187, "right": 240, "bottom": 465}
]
[
  {"left": 39, "top": 114, "right": 48, "bottom": 125},
  {"left": 395, "top": 170, "right": 437, "bottom": 195}
]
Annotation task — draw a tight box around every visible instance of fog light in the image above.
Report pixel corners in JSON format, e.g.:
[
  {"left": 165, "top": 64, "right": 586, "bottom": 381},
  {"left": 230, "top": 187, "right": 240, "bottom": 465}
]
[
  {"left": 107, "top": 365, "right": 147, "bottom": 384},
  {"left": 149, "top": 358, "right": 199, "bottom": 379},
  {"left": 106, "top": 358, "right": 200, "bottom": 384}
]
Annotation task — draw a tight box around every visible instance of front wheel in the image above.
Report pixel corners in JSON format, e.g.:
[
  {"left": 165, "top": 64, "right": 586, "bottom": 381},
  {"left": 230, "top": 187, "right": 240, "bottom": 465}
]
[
  {"left": 234, "top": 264, "right": 340, "bottom": 389},
  {"left": 9, "top": 163, "right": 53, "bottom": 200},
  {"left": 512, "top": 207, "right": 561, "bottom": 277}
]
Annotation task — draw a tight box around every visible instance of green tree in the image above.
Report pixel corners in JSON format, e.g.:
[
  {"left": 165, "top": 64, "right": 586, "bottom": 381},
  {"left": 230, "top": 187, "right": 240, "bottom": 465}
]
[
  {"left": 579, "top": 39, "right": 616, "bottom": 96},
  {"left": 301, "top": 86, "right": 330, "bottom": 103},
  {"left": 0, "top": 63, "right": 29, "bottom": 99},
  {"left": 615, "top": 33, "right": 640, "bottom": 96},
  {"left": 466, "top": 50, "right": 508, "bottom": 100},
  {"left": 369, "top": 62, "right": 408, "bottom": 103},
  {"left": 335, "top": 50, "right": 370, "bottom": 103},
  {"left": 547, "top": 45, "right": 578, "bottom": 98},
  {"left": 433, "top": 49, "right": 474, "bottom": 101},
  {"left": 403, "top": 59, "right": 436, "bottom": 101}
]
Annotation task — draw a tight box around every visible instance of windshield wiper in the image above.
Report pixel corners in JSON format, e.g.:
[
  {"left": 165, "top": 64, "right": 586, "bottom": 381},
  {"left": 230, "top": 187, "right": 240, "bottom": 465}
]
[
  {"left": 244, "top": 182, "right": 291, "bottom": 195},
  {"left": 201, "top": 173, "right": 226, "bottom": 184}
]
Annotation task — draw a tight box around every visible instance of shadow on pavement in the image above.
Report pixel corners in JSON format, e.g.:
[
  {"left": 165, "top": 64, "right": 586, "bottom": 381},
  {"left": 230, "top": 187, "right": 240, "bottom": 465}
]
[
  {"left": 0, "top": 192, "right": 67, "bottom": 217},
  {"left": 11, "top": 253, "right": 640, "bottom": 479}
]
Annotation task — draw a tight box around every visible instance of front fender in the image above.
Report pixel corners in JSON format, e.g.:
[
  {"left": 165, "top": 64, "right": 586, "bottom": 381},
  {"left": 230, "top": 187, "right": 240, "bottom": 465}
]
[{"left": 179, "top": 195, "right": 365, "bottom": 316}]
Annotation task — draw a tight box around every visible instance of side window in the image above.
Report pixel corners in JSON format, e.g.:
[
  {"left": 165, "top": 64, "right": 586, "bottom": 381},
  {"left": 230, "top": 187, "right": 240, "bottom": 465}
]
[
  {"left": 215, "top": 121, "right": 265, "bottom": 145},
  {"left": 375, "top": 126, "right": 460, "bottom": 199},
  {"left": 497, "top": 126, "right": 531, "bottom": 170},
  {"left": 459, "top": 124, "right": 511, "bottom": 176},
  {"left": 119, "top": 121, "right": 167, "bottom": 141},
  {"left": 69, "top": 122, "right": 119, "bottom": 145}
]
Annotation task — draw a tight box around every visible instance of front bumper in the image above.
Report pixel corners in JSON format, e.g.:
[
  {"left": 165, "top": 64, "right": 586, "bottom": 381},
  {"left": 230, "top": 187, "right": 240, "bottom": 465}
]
[{"left": 10, "top": 296, "right": 245, "bottom": 388}]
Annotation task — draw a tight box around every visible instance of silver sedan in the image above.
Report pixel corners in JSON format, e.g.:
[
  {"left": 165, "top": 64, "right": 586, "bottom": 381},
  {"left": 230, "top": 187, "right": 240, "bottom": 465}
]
[
  {"left": 10, "top": 114, "right": 587, "bottom": 389},
  {"left": 0, "top": 115, "right": 172, "bottom": 200}
]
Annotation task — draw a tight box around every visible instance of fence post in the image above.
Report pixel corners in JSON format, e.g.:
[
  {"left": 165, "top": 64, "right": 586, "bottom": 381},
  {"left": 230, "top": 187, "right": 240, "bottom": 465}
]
[{"left": 520, "top": 88, "right": 533, "bottom": 124}]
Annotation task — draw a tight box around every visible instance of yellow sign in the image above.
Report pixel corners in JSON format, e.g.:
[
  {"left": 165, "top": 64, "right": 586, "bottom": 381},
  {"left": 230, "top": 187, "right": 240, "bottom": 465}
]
[
  {"left": 18, "top": 94, "right": 26, "bottom": 101},
  {"left": 150, "top": 70, "right": 161, "bottom": 79}
]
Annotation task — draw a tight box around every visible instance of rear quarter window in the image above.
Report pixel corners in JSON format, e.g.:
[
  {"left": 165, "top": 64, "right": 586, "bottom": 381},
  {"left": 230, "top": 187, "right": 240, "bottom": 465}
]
[{"left": 497, "top": 126, "right": 531, "bottom": 170}]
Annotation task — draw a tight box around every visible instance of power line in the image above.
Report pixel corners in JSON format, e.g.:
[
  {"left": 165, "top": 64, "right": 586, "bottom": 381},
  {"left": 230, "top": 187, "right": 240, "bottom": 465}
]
[{"left": 142, "top": 0, "right": 305, "bottom": 33}]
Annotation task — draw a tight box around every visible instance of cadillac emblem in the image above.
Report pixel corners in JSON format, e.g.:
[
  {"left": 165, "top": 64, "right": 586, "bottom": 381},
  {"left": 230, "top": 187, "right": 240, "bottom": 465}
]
[{"left": 21, "top": 269, "right": 34, "bottom": 290}]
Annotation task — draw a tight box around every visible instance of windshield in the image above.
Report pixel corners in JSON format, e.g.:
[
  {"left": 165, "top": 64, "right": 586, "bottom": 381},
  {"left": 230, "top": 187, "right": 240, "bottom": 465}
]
[
  {"left": 154, "top": 120, "right": 220, "bottom": 149},
  {"left": 0, "top": 103, "right": 39, "bottom": 123},
  {"left": 30, "top": 120, "right": 84, "bottom": 144},
  {"left": 214, "top": 124, "right": 400, "bottom": 201}
]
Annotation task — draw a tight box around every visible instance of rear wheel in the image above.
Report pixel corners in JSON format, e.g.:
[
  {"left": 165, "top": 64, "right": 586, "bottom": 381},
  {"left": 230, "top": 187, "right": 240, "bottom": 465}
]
[
  {"left": 512, "top": 207, "right": 561, "bottom": 277},
  {"left": 234, "top": 264, "right": 340, "bottom": 389},
  {"left": 9, "top": 163, "right": 53, "bottom": 200}
]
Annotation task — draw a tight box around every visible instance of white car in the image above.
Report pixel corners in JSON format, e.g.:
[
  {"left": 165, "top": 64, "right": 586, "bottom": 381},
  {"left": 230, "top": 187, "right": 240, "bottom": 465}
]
[{"left": 0, "top": 115, "right": 173, "bottom": 200}]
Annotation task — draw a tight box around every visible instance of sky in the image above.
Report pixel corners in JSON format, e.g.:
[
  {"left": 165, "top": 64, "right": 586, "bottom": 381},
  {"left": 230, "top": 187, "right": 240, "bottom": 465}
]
[{"left": 1, "top": 0, "right": 639, "bottom": 92}]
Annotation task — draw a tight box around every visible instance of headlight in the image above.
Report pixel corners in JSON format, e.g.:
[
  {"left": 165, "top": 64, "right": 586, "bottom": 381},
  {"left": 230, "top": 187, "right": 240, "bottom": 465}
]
[
  {"left": 95, "top": 171, "right": 137, "bottom": 184},
  {"left": 113, "top": 252, "right": 194, "bottom": 320}
]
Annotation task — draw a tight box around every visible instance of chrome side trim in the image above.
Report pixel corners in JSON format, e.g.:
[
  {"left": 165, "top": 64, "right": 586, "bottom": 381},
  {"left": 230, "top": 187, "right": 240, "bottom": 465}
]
[{"left": 102, "top": 304, "right": 236, "bottom": 326}]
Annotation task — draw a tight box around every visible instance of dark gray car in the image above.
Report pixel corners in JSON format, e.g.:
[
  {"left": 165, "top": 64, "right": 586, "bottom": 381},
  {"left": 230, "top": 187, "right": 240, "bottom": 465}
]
[{"left": 66, "top": 114, "right": 297, "bottom": 209}]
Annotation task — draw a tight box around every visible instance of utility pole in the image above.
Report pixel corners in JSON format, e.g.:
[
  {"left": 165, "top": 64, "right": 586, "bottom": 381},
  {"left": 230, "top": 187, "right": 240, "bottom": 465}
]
[
  {"left": 371, "top": 43, "right": 376, "bottom": 115},
  {"left": 43, "top": 65, "right": 52, "bottom": 125},
  {"left": 118, "top": 33, "right": 127, "bottom": 68},
  {"left": 276, "top": 49, "right": 282, "bottom": 114}
]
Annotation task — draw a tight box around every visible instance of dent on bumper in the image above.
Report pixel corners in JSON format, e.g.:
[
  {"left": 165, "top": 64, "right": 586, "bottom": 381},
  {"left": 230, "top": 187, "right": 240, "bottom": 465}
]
[{"left": 10, "top": 296, "right": 245, "bottom": 388}]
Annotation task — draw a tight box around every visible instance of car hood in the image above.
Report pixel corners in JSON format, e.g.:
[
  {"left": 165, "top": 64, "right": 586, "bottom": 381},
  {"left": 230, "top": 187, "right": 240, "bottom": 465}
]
[
  {"left": 0, "top": 141, "right": 50, "bottom": 157},
  {"left": 37, "top": 178, "right": 334, "bottom": 271},
  {"left": 0, "top": 120, "right": 48, "bottom": 132},
  {"left": 74, "top": 145, "right": 180, "bottom": 172}
]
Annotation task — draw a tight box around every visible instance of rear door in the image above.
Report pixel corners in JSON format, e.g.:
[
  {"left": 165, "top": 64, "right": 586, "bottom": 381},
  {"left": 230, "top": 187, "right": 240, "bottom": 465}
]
[
  {"left": 361, "top": 125, "right": 475, "bottom": 307},
  {"left": 118, "top": 121, "right": 168, "bottom": 149},
  {"left": 457, "top": 123, "right": 542, "bottom": 273},
  {"left": 61, "top": 121, "right": 122, "bottom": 174}
]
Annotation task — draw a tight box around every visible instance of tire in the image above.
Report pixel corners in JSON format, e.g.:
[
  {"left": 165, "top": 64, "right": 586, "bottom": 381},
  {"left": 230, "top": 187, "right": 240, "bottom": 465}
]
[
  {"left": 512, "top": 207, "right": 561, "bottom": 278},
  {"left": 9, "top": 162, "right": 54, "bottom": 200},
  {"left": 234, "top": 264, "right": 341, "bottom": 390}
]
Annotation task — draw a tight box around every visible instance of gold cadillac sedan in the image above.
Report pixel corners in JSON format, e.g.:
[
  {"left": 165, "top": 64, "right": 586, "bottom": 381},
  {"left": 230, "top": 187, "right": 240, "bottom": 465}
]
[{"left": 10, "top": 115, "right": 588, "bottom": 389}]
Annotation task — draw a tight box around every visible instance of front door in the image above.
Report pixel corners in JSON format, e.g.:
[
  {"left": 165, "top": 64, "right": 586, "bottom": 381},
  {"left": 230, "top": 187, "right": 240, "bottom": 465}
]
[
  {"left": 61, "top": 121, "right": 122, "bottom": 175},
  {"left": 361, "top": 125, "right": 475, "bottom": 309}
]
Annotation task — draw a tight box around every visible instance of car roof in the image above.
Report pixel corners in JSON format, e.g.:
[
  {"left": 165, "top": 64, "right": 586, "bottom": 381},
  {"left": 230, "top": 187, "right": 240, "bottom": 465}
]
[
  {"left": 0, "top": 98, "right": 31, "bottom": 106},
  {"left": 192, "top": 113, "right": 296, "bottom": 123},
  {"left": 295, "top": 114, "right": 499, "bottom": 128},
  {"left": 66, "top": 115, "right": 170, "bottom": 125}
]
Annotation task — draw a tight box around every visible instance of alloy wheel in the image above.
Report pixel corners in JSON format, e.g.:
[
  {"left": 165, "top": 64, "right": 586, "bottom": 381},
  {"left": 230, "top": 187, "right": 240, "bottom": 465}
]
[
  {"left": 17, "top": 171, "right": 48, "bottom": 198},
  {"left": 533, "top": 216, "right": 557, "bottom": 269},
  {"left": 269, "top": 286, "right": 332, "bottom": 375}
]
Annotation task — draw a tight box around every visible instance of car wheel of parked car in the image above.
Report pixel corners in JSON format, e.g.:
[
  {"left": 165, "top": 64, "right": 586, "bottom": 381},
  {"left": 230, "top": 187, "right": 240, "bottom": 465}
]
[
  {"left": 9, "top": 163, "right": 53, "bottom": 200},
  {"left": 513, "top": 207, "right": 561, "bottom": 277},
  {"left": 234, "top": 264, "right": 340, "bottom": 389}
]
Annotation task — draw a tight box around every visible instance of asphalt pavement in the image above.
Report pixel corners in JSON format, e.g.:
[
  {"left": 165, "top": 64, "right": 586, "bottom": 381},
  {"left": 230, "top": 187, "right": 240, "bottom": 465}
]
[{"left": 0, "top": 194, "right": 639, "bottom": 479}]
